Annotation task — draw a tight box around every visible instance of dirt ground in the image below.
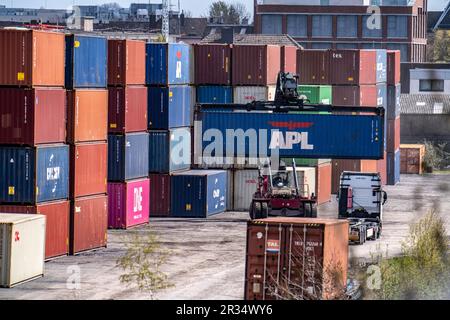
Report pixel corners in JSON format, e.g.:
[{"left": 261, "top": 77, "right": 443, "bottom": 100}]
[{"left": 1, "top": 174, "right": 449, "bottom": 300}]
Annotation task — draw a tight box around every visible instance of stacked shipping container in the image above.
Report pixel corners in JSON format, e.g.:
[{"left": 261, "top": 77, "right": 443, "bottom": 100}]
[
  {"left": 65, "top": 34, "right": 108, "bottom": 254},
  {"left": 107, "top": 39, "right": 149, "bottom": 230},
  {"left": 0, "top": 29, "right": 70, "bottom": 260}
]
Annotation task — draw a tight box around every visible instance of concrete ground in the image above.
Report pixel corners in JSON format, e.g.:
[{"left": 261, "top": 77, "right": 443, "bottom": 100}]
[{"left": 1, "top": 174, "right": 449, "bottom": 300}]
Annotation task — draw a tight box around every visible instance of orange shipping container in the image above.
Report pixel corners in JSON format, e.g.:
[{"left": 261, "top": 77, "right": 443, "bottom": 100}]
[
  {"left": 67, "top": 89, "right": 108, "bottom": 143},
  {"left": 400, "top": 144, "right": 425, "bottom": 174},
  {"left": 108, "top": 39, "right": 146, "bottom": 86},
  {"left": 316, "top": 161, "right": 332, "bottom": 205},
  {"left": 0, "top": 29, "right": 65, "bottom": 87}
]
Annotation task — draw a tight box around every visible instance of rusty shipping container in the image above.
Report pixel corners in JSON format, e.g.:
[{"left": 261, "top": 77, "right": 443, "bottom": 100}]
[
  {"left": 232, "top": 45, "right": 281, "bottom": 86},
  {"left": 332, "top": 85, "right": 384, "bottom": 107},
  {"left": 70, "top": 194, "right": 108, "bottom": 255},
  {"left": 108, "top": 39, "right": 146, "bottom": 86},
  {"left": 281, "top": 46, "right": 297, "bottom": 74},
  {"left": 194, "top": 44, "right": 232, "bottom": 85},
  {"left": 108, "top": 86, "right": 147, "bottom": 134},
  {"left": 0, "top": 87, "right": 66, "bottom": 145},
  {"left": 70, "top": 142, "right": 107, "bottom": 199},
  {"left": 67, "top": 89, "right": 108, "bottom": 143},
  {"left": 400, "top": 144, "right": 425, "bottom": 174},
  {"left": 297, "top": 50, "right": 330, "bottom": 85},
  {"left": 331, "top": 159, "right": 379, "bottom": 194},
  {"left": 0, "top": 200, "right": 70, "bottom": 260},
  {"left": 329, "top": 50, "right": 377, "bottom": 85},
  {"left": 149, "top": 174, "right": 171, "bottom": 217},
  {"left": 387, "top": 50, "right": 401, "bottom": 85},
  {"left": 245, "top": 218, "right": 349, "bottom": 300},
  {"left": 0, "top": 29, "right": 65, "bottom": 87},
  {"left": 387, "top": 118, "right": 401, "bottom": 153}
]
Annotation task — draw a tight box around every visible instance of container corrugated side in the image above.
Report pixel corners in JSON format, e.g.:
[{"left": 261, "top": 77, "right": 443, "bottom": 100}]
[
  {"left": 329, "top": 49, "right": 377, "bottom": 85},
  {"left": 233, "top": 169, "right": 259, "bottom": 211},
  {"left": 297, "top": 50, "right": 330, "bottom": 85},
  {"left": 170, "top": 170, "right": 227, "bottom": 218},
  {"left": 197, "top": 86, "right": 233, "bottom": 104},
  {"left": 108, "top": 39, "right": 146, "bottom": 86},
  {"left": 281, "top": 46, "right": 297, "bottom": 74},
  {"left": 148, "top": 128, "right": 191, "bottom": 173},
  {"left": 297, "top": 85, "right": 332, "bottom": 104},
  {"left": 387, "top": 50, "right": 401, "bottom": 85},
  {"left": 65, "top": 34, "right": 108, "bottom": 89},
  {"left": 387, "top": 84, "right": 401, "bottom": 120},
  {"left": 194, "top": 44, "right": 231, "bottom": 85},
  {"left": 148, "top": 86, "right": 192, "bottom": 130},
  {"left": 0, "top": 88, "right": 66, "bottom": 146},
  {"left": 387, "top": 149, "right": 401, "bottom": 185},
  {"left": 387, "top": 118, "right": 400, "bottom": 153},
  {"left": 108, "top": 133, "right": 149, "bottom": 182},
  {"left": 0, "top": 145, "right": 69, "bottom": 204},
  {"left": 149, "top": 174, "right": 171, "bottom": 217},
  {"left": 316, "top": 161, "right": 332, "bottom": 205},
  {"left": 233, "top": 86, "right": 276, "bottom": 104}
]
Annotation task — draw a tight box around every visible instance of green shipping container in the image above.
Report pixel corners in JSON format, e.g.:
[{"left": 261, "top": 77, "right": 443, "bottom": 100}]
[
  {"left": 281, "top": 158, "right": 332, "bottom": 167},
  {"left": 298, "top": 85, "right": 332, "bottom": 105}
]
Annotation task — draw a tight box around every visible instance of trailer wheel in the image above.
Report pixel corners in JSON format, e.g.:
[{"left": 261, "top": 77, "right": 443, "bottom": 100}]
[
  {"left": 302, "top": 202, "right": 311, "bottom": 217},
  {"left": 261, "top": 202, "right": 269, "bottom": 219}
]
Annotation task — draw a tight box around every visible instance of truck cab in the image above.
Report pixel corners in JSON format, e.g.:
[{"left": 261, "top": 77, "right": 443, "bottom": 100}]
[{"left": 337, "top": 172, "right": 387, "bottom": 245}]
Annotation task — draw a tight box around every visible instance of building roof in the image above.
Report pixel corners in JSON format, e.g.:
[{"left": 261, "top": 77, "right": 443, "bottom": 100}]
[
  {"left": 401, "top": 94, "right": 450, "bottom": 114},
  {"left": 201, "top": 33, "right": 301, "bottom": 47}
]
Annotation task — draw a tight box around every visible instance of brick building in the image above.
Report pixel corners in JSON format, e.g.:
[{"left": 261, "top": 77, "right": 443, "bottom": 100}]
[{"left": 254, "top": 0, "right": 428, "bottom": 62}]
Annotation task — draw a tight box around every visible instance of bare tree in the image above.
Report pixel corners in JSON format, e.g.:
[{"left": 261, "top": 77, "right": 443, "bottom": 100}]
[{"left": 208, "top": 1, "right": 250, "bottom": 24}]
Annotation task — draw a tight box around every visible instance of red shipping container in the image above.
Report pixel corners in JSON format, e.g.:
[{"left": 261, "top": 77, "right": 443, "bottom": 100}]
[
  {"left": 108, "top": 86, "right": 147, "bottom": 133},
  {"left": 0, "top": 87, "right": 66, "bottom": 145},
  {"left": 332, "top": 85, "right": 379, "bottom": 107},
  {"left": 149, "top": 173, "right": 170, "bottom": 217},
  {"left": 70, "top": 194, "right": 108, "bottom": 255},
  {"left": 0, "top": 200, "right": 70, "bottom": 260},
  {"left": 108, "top": 39, "right": 146, "bottom": 86},
  {"left": 377, "top": 152, "right": 387, "bottom": 186},
  {"left": 387, "top": 117, "right": 401, "bottom": 153},
  {"left": 316, "top": 161, "right": 332, "bottom": 205},
  {"left": 330, "top": 50, "right": 377, "bottom": 85},
  {"left": 194, "top": 44, "right": 232, "bottom": 85},
  {"left": 108, "top": 179, "right": 150, "bottom": 229},
  {"left": 232, "top": 45, "right": 281, "bottom": 86},
  {"left": 387, "top": 50, "right": 401, "bottom": 85},
  {"left": 297, "top": 50, "right": 330, "bottom": 85},
  {"left": 67, "top": 89, "right": 108, "bottom": 143},
  {"left": 281, "top": 46, "right": 297, "bottom": 74},
  {"left": 0, "top": 29, "right": 65, "bottom": 87},
  {"left": 70, "top": 142, "right": 108, "bottom": 199}
]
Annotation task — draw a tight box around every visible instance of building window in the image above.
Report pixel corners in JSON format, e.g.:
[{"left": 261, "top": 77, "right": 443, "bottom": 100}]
[
  {"left": 287, "top": 15, "right": 307, "bottom": 37},
  {"left": 361, "top": 43, "right": 384, "bottom": 49},
  {"left": 336, "top": 43, "right": 359, "bottom": 49},
  {"left": 337, "top": 16, "right": 358, "bottom": 38},
  {"left": 312, "top": 15, "right": 332, "bottom": 38},
  {"left": 419, "top": 80, "right": 444, "bottom": 92},
  {"left": 387, "top": 16, "right": 408, "bottom": 38},
  {"left": 362, "top": 15, "right": 382, "bottom": 38},
  {"left": 311, "top": 42, "right": 332, "bottom": 49},
  {"left": 261, "top": 15, "right": 282, "bottom": 35}
]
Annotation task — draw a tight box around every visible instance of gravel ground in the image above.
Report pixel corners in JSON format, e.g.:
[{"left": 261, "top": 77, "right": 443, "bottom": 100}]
[{"left": 1, "top": 174, "right": 449, "bottom": 300}]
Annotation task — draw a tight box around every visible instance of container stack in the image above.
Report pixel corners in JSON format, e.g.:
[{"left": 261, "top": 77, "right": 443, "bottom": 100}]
[
  {"left": 386, "top": 50, "right": 401, "bottom": 185},
  {"left": 107, "top": 39, "right": 150, "bottom": 229},
  {"left": 65, "top": 34, "right": 108, "bottom": 255},
  {"left": 146, "top": 43, "right": 193, "bottom": 217},
  {"left": 0, "top": 29, "right": 70, "bottom": 261}
]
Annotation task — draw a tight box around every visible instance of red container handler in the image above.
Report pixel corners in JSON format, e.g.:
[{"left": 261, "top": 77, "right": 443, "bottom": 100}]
[
  {"left": 0, "top": 87, "right": 66, "bottom": 145},
  {"left": 297, "top": 49, "right": 330, "bottom": 85},
  {"left": 149, "top": 174, "right": 171, "bottom": 217},
  {"left": 108, "top": 39, "right": 146, "bottom": 86},
  {"left": 108, "top": 86, "right": 148, "bottom": 133},
  {"left": 387, "top": 50, "right": 401, "bottom": 85},
  {"left": 0, "top": 200, "right": 70, "bottom": 260},
  {"left": 70, "top": 194, "right": 108, "bottom": 255},
  {"left": 108, "top": 179, "right": 150, "bottom": 229},
  {"left": 281, "top": 45, "right": 297, "bottom": 74},
  {"left": 70, "top": 142, "right": 108, "bottom": 199},
  {"left": 232, "top": 45, "right": 281, "bottom": 86},
  {"left": 194, "top": 44, "right": 232, "bottom": 85},
  {"left": 329, "top": 49, "right": 377, "bottom": 85}
]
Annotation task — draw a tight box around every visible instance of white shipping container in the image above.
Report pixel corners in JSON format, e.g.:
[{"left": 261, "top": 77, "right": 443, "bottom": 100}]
[
  {"left": 233, "top": 86, "right": 276, "bottom": 104},
  {"left": 0, "top": 214, "right": 46, "bottom": 288},
  {"left": 233, "top": 169, "right": 259, "bottom": 211}
]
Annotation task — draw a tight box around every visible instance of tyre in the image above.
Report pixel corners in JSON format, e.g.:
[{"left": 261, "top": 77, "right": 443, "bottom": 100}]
[
  {"left": 377, "top": 224, "right": 382, "bottom": 239},
  {"left": 302, "top": 202, "right": 311, "bottom": 217},
  {"left": 310, "top": 203, "right": 318, "bottom": 218},
  {"left": 261, "top": 202, "right": 269, "bottom": 219},
  {"left": 253, "top": 202, "right": 262, "bottom": 219}
]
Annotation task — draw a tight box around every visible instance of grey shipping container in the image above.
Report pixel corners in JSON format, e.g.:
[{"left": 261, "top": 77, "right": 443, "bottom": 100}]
[
  {"left": 233, "top": 169, "right": 259, "bottom": 211},
  {"left": 108, "top": 133, "right": 149, "bottom": 182},
  {"left": 0, "top": 145, "right": 69, "bottom": 204},
  {"left": 148, "top": 128, "right": 191, "bottom": 173},
  {"left": 387, "top": 84, "right": 401, "bottom": 120}
]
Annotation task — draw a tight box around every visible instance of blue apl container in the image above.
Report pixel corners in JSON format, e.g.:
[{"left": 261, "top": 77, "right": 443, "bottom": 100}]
[
  {"left": 170, "top": 170, "right": 227, "bottom": 218},
  {"left": 197, "top": 86, "right": 233, "bottom": 104},
  {"left": 108, "top": 133, "right": 149, "bottom": 181},
  {"left": 375, "top": 49, "right": 387, "bottom": 83},
  {"left": 148, "top": 85, "right": 192, "bottom": 129},
  {"left": 387, "top": 149, "right": 400, "bottom": 186},
  {"left": 195, "top": 111, "right": 384, "bottom": 160},
  {"left": 0, "top": 145, "right": 69, "bottom": 204},
  {"left": 148, "top": 128, "right": 191, "bottom": 173},
  {"left": 65, "top": 34, "right": 108, "bottom": 88},
  {"left": 146, "top": 43, "right": 191, "bottom": 85}
]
